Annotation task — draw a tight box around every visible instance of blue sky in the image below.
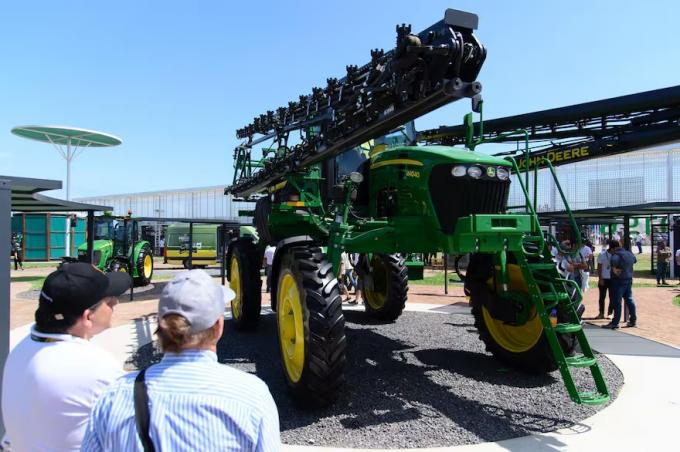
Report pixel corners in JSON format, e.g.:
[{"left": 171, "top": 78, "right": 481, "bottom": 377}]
[{"left": 1, "top": 0, "right": 678, "bottom": 199}]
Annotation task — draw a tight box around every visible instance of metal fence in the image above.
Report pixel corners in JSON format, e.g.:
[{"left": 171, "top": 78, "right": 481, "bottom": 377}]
[{"left": 507, "top": 143, "right": 680, "bottom": 212}]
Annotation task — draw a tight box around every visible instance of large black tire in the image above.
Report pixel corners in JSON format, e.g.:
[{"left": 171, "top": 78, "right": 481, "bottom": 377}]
[
  {"left": 275, "top": 246, "right": 346, "bottom": 407},
  {"left": 254, "top": 197, "right": 276, "bottom": 245},
  {"left": 466, "top": 254, "right": 576, "bottom": 373},
  {"left": 361, "top": 253, "right": 408, "bottom": 322},
  {"left": 228, "top": 239, "right": 262, "bottom": 330},
  {"left": 134, "top": 244, "right": 153, "bottom": 287}
]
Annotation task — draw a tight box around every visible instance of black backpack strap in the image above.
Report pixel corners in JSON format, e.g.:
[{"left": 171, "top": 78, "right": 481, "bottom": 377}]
[{"left": 134, "top": 368, "right": 156, "bottom": 452}]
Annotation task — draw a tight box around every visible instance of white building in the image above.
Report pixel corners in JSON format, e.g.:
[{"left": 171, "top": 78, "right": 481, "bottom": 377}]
[{"left": 76, "top": 185, "right": 250, "bottom": 221}]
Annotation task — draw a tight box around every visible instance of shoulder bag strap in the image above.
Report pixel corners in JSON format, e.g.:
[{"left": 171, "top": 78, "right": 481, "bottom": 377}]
[{"left": 134, "top": 368, "right": 156, "bottom": 452}]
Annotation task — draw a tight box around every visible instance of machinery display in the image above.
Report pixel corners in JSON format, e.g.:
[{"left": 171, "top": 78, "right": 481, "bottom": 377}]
[
  {"left": 225, "top": 9, "right": 609, "bottom": 407},
  {"left": 165, "top": 223, "right": 221, "bottom": 268},
  {"left": 72, "top": 215, "right": 154, "bottom": 286}
]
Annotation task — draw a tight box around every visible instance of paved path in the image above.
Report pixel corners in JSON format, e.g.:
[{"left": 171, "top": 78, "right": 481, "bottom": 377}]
[{"left": 9, "top": 268, "right": 680, "bottom": 450}]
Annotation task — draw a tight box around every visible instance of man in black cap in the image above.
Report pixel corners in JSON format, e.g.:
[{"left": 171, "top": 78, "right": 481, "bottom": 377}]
[{"left": 1, "top": 262, "right": 131, "bottom": 452}]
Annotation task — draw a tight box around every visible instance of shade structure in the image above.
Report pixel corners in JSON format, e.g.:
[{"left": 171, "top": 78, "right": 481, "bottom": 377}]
[{"left": 11, "top": 126, "right": 122, "bottom": 200}]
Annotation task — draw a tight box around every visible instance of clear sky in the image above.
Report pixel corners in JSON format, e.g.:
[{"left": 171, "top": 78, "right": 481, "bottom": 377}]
[{"left": 1, "top": 0, "right": 678, "bottom": 199}]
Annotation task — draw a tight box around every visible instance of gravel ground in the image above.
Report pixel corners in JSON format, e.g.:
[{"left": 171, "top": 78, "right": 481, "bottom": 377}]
[{"left": 130, "top": 310, "right": 623, "bottom": 449}]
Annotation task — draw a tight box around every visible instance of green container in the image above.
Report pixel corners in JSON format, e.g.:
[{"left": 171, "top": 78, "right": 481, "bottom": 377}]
[
  {"left": 405, "top": 260, "right": 425, "bottom": 280},
  {"left": 11, "top": 213, "right": 84, "bottom": 261}
]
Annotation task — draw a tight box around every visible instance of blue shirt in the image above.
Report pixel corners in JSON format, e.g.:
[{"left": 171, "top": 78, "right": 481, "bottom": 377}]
[
  {"left": 610, "top": 249, "right": 637, "bottom": 280},
  {"left": 81, "top": 350, "right": 280, "bottom": 451}
]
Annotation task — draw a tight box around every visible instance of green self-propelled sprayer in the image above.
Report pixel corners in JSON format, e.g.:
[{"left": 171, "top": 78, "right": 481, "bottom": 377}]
[{"left": 225, "top": 9, "right": 609, "bottom": 407}]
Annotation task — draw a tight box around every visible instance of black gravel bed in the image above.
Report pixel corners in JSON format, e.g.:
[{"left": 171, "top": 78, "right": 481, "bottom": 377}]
[{"left": 129, "top": 310, "right": 623, "bottom": 449}]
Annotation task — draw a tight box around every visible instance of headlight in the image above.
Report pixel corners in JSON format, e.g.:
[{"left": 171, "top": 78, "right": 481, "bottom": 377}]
[
  {"left": 497, "top": 167, "right": 510, "bottom": 180},
  {"left": 451, "top": 165, "right": 467, "bottom": 177},
  {"left": 467, "top": 166, "right": 482, "bottom": 179}
]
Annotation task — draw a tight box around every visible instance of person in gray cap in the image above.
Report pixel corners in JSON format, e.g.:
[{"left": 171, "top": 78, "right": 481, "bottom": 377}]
[{"left": 81, "top": 269, "right": 281, "bottom": 452}]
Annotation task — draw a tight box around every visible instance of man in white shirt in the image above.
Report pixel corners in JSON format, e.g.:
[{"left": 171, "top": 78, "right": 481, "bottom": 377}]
[
  {"left": 579, "top": 240, "right": 594, "bottom": 293},
  {"left": 596, "top": 243, "right": 614, "bottom": 319},
  {"left": 2, "top": 262, "right": 130, "bottom": 452},
  {"left": 263, "top": 245, "right": 276, "bottom": 292}
]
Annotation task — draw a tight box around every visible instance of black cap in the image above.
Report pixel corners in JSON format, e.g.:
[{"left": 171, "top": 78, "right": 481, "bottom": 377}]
[{"left": 39, "top": 263, "right": 131, "bottom": 315}]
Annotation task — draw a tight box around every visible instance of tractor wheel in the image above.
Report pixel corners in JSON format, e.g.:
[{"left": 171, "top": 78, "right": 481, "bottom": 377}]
[
  {"left": 228, "top": 238, "right": 262, "bottom": 330},
  {"left": 134, "top": 245, "right": 154, "bottom": 286},
  {"left": 254, "top": 196, "right": 276, "bottom": 245},
  {"left": 276, "top": 246, "right": 346, "bottom": 407},
  {"left": 361, "top": 253, "right": 408, "bottom": 322},
  {"left": 467, "top": 255, "right": 576, "bottom": 373},
  {"left": 109, "top": 260, "right": 129, "bottom": 274}
]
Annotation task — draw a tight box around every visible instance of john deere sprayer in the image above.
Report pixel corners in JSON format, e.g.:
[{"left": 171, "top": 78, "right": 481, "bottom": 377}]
[
  {"left": 225, "top": 9, "right": 609, "bottom": 407},
  {"left": 74, "top": 216, "right": 154, "bottom": 286}
]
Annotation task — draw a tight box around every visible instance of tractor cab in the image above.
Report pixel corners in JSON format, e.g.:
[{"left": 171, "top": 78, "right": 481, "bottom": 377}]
[
  {"left": 112, "top": 220, "right": 138, "bottom": 257},
  {"left": 93, "top": 217, "right": 114, "bottom": 240}
]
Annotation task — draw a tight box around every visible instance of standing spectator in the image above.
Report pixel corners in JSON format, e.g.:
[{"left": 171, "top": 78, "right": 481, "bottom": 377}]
[
  {"left": 81, "top": 270, "right": 280, "bottom": 451},
  {"left": 603, "top": 240, "right": 637, "bottom": 329},
  {"left": 2, "top": 263, "right": 129, "bottom": 451},
  {"left": 159, "top": 236, "right": 166, "bottom": 264},
  {"left": 656, "top": 240, "right": 671, "bottom": 286},
  {"left": 263, "top": 244, "right": 276, "bottom": 293},
  {"left": 634, "top": 233, "right": 643, "bottom": 254},
  {"left": 351, "top": 253, "right": 363, "bottom": 305},
  {"left": 10, "top": 233, "right": 23, "bottom": 271},
  {"left": 579, "top": 239, "right": 594, "bottom": 293},
  {"left": 341, "top": 251, "right": 356, "bottom": 294},
  {"left": 338, "top": 255, "right": 354, "bottom": 304},
  {"left": 596, "top": 242, "right": 614, "bottom": 319}
]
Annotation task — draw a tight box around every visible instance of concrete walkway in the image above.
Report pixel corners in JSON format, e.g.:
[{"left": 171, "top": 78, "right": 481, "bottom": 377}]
[
  {"left": 9, "top": 269, "right": 680, "bottom": 451},
  {"left": 9, "top": 301, "right": 680, "bottom": 451}
]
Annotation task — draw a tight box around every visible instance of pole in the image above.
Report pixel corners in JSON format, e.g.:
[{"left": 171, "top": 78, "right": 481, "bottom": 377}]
[
  {"left": 66, "top": 138, "right": 71, "bottom": 201},
  {"left": 221, "top": 224, "right": 226, "bottom": 286},
  {"left": 188, "top": 222, "right": 194, "bottom": 269},
  {"left": 0, "top": 179, "right": 11, "bottom": 436},
  {"left": 86, "top": 211, "right": 94, "bottom": 263},
  {"left": 444, "top": 253, "right": 448, "bottom": 295},
  {"left": 623, "top": 215, "right": 631, "bottom": 251}
]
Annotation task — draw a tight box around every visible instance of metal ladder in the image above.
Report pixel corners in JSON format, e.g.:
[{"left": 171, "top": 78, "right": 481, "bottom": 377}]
[{"left": 518, "top": 250, "right": 610, "bottom": 404}]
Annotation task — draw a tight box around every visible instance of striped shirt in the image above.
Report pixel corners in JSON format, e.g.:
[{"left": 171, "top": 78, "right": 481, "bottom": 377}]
[{"left": 81, "top": 349, "right": 280, "bottom": 451}]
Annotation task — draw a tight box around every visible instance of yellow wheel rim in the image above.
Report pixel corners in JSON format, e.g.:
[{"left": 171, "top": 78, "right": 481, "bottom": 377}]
[
  {"left": 277, "top": 271, "right": 305, "bottom": 383},
  {"left": 364, "top": 255, "right": 387, "bottom": 310},
  {"left": 482, "top": 264, "right": 543, "bottom": 353},
  {"left": 230, "top": 257, "right": 242, "bottom": 319},
  {"left": 143, "top": 255, "right": 152, "bottom": 277}
]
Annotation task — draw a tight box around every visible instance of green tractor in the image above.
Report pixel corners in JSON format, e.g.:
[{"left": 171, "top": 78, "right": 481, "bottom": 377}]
[
  {"left": 226, "top": 9, "right": 609, "bottom": 407},
  {"left": 75, "top": 216, "right": 154, "bottom": 287}
]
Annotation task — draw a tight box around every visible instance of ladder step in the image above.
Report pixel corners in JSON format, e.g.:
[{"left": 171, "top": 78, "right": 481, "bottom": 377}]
[
  {"left": 555, "top": 323, "right": 582, "bottom": 333},
  {"left": 541, "top": 292, "right": 569, "bottom": 302},
  {"left": 565, "top": 355, "right": 596, "bottom": 367},
  {"left": 576, "top": 391, "right": 610, "bottom": 405},
  {"left": 527, "top": 263, "right": 556, "bottom": 271}
]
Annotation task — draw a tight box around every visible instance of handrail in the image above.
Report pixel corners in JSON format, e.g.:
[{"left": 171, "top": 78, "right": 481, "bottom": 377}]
[
  {"left": 504, "top": 157, "right": 545, "bottom": 255},
  {"left": 540, "top": 158, "right": 583, "bottom": 256}
]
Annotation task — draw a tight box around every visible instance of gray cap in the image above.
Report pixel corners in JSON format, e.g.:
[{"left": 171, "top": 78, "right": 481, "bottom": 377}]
[{"left": 158, "top": 269, "right": 235, "bottom": 333}]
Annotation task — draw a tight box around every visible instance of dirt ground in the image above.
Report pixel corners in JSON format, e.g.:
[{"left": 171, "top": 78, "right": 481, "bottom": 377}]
[{"left": 9, "top": 263, "right": 680, "bottom": 348}]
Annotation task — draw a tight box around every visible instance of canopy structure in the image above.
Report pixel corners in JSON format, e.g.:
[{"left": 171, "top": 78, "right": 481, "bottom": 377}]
[
  {"left": 538, "top": 202, "right": 680, "bottom": 224},
  {"left": 11, "top": 126, "right": 122, "bottom": 200}
]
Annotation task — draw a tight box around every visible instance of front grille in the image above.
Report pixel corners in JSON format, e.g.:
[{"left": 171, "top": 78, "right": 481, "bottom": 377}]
[{"left": 429, "top": 164, "right": 510, "bottom": 234}]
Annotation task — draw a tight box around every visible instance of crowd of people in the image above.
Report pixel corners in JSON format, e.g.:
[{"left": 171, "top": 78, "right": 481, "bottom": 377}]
[
  {"left": 552, "top": 237, "right": 638, "bottom": 329},
  {"left": 2, "top": 263, "right": 281, "bottom": 451}
]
